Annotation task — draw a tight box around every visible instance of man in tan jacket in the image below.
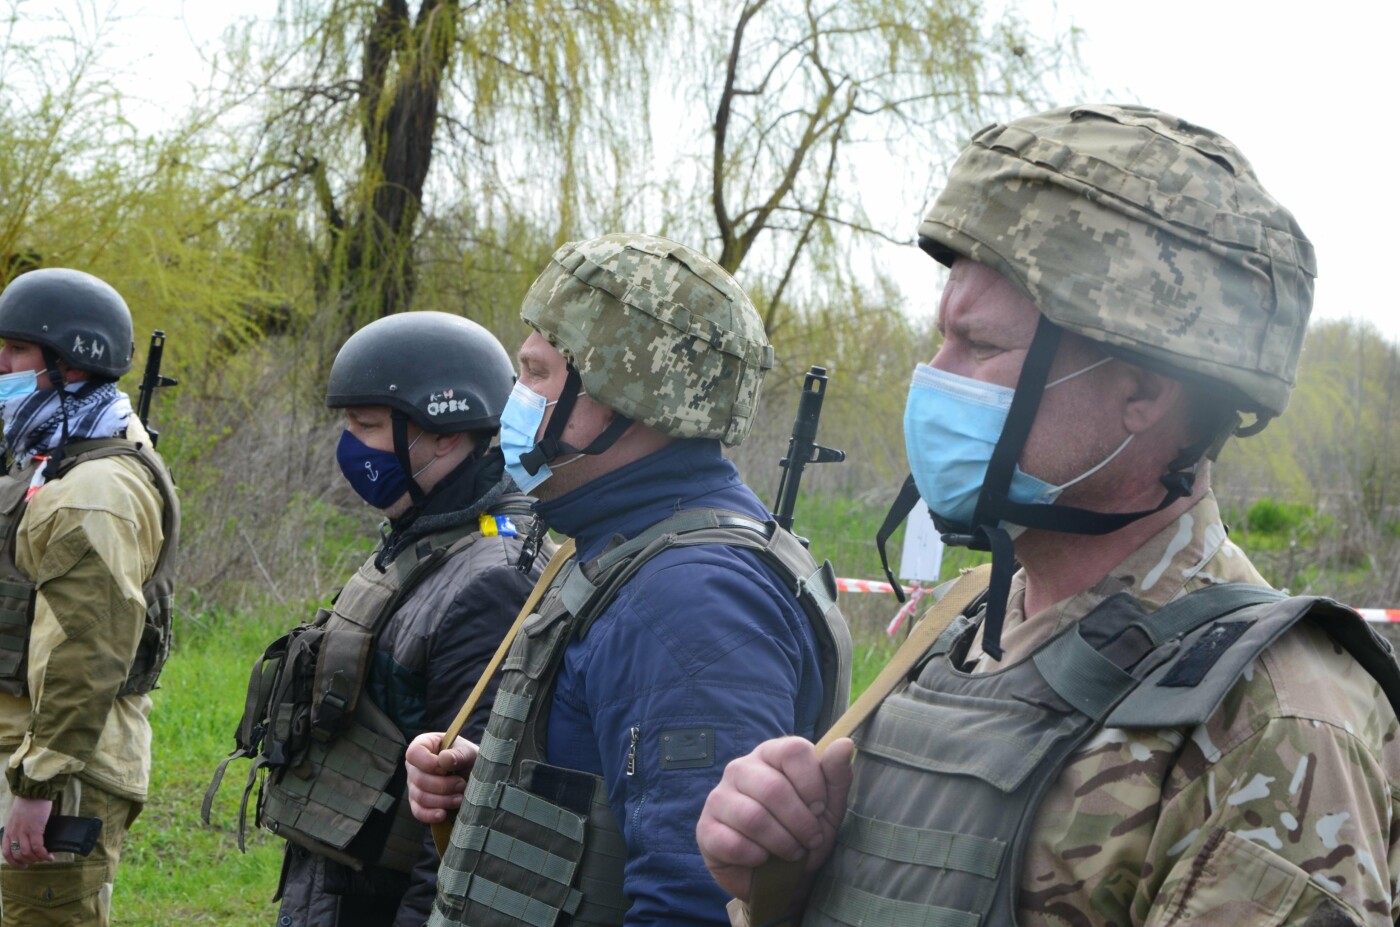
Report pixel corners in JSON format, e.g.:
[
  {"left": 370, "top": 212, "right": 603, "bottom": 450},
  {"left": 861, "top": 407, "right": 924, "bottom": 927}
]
[{"left": 0, "top": 269, "right": 178, "bottom": 926}]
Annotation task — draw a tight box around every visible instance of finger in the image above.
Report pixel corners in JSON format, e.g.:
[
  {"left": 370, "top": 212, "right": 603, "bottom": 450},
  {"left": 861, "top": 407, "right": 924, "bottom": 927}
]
[
  {"left": 435, "top": 738, "right": 478, "bottom": 776},
  {"left": 817, "top": 737, "right": 856, "bottom": 826},
  {"left": 404, "top": 732, "right": 446, "bottom": 773}
]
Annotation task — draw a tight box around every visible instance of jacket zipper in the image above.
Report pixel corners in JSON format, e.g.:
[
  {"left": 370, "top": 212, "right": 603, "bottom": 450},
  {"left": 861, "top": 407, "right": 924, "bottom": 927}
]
[{"left": 626, "top": 725, "right": 640, "bottom": 776}]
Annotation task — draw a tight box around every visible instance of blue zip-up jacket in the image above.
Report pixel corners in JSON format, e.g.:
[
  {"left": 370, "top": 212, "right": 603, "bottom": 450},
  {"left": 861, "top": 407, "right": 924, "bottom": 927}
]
[{"left": 536, "top": 438, "right": 826, "bottom": 926}]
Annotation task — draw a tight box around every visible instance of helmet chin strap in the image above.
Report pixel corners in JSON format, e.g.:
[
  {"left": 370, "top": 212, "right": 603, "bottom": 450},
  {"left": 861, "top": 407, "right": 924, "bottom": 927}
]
[
  {"left": 879, "top": 316, "right": 1212, "bottom": 661},
  {"left": 518, "top": 365, "right": 632, "bottom": 476}
]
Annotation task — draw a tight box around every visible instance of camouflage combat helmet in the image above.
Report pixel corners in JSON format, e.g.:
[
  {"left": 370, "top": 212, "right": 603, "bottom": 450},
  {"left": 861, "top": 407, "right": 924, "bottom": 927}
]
[
  {"left": 0, "top": 268, "right": 135, "bottom": 379},
  {"left": 520, "top": 233, "right": 774, "bottom": 446},
  {"left": 326, "top": 311, "right": 515, "bottom": 433},
  {"left": 918, "top": 104, "right": 1315, "bottom": 422}
]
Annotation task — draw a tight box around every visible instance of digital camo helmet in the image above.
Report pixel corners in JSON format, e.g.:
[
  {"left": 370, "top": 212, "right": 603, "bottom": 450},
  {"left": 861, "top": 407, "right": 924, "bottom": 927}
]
[
  {"left": 520, "top": 233, "right": 774, "bottom": 447},
  {"left": 918, "top": 103, "right": 1315, "bottom": 423},
  {"left": 325, "top": 311, "right": 515, "bottom": 433},
  {"left": 0, "top": 268, "right": 135, "bottom": 379}
]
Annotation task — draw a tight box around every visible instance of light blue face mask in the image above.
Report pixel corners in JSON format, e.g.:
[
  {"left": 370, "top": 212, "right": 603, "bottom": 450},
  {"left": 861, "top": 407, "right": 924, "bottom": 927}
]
[
  {"left": 0, "top": 370, "right": 38, "bottom": 403},
  {"left": 903, "top": 359, "right": 1130, "bottom": 530},
  {"left": 500, "top": 381, "right": 557, "bottom": 493}
]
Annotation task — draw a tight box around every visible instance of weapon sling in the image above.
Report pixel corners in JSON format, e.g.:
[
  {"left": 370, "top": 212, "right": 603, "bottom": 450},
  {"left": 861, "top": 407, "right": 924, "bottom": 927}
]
[
  {"left": 430, "top": 537, "right": 577, "bottom": 855},
  {"left": 744, "top": 563, "right": 992, "bottom": 927}
]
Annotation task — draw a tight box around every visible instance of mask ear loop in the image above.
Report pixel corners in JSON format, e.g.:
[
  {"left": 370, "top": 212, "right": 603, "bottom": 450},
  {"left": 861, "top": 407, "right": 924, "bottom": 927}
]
[{"left": 392, "top": 412, "right": 428, "bottom": 506}]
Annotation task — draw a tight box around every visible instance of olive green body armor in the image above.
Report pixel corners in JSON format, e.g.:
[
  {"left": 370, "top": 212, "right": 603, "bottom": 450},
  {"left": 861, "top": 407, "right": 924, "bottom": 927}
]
[
  {"left": 803, "top": 585, "right": 1400, "bottom": 927},
  {"left": 0, "top": 438, "right": 180, "bottom": 698},
  {"left": 429, "top": 509, "right": 853, "bottom": 927},
  {"left": 204, "top": 508, "right": 531, "bottom": 874}
]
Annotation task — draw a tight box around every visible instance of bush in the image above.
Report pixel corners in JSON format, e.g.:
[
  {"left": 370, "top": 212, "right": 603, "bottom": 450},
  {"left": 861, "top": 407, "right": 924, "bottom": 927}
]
[{"left": 1244, "top": 497, "right": 1314, "bottom": 535}]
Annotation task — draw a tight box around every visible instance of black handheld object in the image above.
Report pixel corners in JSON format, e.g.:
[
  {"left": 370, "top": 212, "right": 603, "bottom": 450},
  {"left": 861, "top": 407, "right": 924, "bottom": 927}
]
[
  {"left": 135, "top": 330, "right": 178, "bottom": 448},
  {"left": 0, "top": 814, "right": 103, "bottom": 857},
  {"left": 772, "top": 366, "right": 845, "bottom": 540}
]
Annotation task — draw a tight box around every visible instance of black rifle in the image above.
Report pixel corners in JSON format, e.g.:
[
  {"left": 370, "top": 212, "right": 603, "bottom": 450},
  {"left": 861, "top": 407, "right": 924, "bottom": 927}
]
[
  {"left": 135, "top": 330, "right": 178, "bottom": 448},
  {"left": 772, "top": 366, "right": 845, "bottom": 541}
]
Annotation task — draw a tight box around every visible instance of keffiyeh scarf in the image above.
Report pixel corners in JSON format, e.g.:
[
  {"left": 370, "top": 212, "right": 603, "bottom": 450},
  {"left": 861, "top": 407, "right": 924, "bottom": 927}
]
[{"left": 2, "top": 381, "right": 133, "bottom": 459}]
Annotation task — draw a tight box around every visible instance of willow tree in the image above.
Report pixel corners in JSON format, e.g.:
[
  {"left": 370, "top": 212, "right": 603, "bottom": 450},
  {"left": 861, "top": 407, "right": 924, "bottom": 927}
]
[
  {"left": 234, "top": 0, "right": 662, "bottom": 339},
  {"left": 692, "top": 0, "right": 1071, "bottom": 335}
]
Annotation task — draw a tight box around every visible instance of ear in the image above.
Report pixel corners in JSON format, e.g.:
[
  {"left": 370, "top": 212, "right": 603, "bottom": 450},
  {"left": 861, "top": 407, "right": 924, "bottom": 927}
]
[
  {"left": 1121, "top": 366, "right": 1184, "bottom": 436},
  {"left": 430, "top": 431, "right": 466, "bottom": 458}
]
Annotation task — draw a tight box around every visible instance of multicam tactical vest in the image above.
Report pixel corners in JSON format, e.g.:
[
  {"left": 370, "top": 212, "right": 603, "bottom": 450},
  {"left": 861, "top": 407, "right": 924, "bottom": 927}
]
[
  {"left": 803, "top": 585, "right": 1400, "bottom": 927},
  {"left": 429, "top": 509, "right": 853, "bottom": 927},
  {"left": 203, "top": 504, "right": 533, "bottom": 875},
  {"left": 0, "top": 438, "right": 180, "bottom": 698}
]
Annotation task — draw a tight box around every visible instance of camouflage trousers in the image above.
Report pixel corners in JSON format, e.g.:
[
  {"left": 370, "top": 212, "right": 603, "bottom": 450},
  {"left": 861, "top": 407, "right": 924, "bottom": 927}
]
[{"left": 0, "top": 766, "right": 138, "bottom": 927}]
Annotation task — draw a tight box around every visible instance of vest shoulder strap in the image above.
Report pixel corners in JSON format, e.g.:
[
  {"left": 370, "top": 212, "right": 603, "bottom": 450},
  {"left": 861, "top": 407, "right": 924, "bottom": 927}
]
[
  {"left": 53, "top": 436, "right": 181, "bottom": 571},
  {"left": 1108, "top": 588, "right": 1400, "bottom": 729},
  {"left": 559, "top": 509, "right": 777, "bottom": 622}
]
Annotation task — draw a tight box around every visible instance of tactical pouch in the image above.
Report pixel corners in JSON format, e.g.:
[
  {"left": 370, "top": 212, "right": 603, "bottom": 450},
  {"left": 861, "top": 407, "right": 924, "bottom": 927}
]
[{"left": 262, "top": 695, "right": 414, "bottom": 873}]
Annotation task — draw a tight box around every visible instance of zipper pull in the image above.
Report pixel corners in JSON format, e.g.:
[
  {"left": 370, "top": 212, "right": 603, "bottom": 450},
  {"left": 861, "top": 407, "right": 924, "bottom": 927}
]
[{"left": 626, "top": 726, "right": 640, "bottom": 776}]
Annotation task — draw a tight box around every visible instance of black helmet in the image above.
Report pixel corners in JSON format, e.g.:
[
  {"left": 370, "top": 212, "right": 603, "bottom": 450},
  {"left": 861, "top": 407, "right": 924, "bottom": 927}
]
[
  {"left": 0, "top": 268, "right": 135, "bottom": 379},
  {"left": 325, "top": 311, "right": 515, "bottom": 433}
]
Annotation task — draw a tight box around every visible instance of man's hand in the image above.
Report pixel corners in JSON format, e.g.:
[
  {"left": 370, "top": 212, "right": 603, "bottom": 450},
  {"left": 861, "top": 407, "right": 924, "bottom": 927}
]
[
  {"left": 2, "top": 796, "right": 55, "bottom": 868},
  {"left": 696, "top": 735, "right": 855, "bottom": 903},
  {"left": 405, "top": 731, "right": 478, "bottom": 824}
]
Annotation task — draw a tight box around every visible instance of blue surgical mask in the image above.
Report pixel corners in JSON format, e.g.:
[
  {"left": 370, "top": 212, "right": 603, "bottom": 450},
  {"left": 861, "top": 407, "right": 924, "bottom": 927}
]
[
  {"left": 500, "top": 381, "right": 557, "bottom": 493},
  {"left": 0, "top": 370, "right": 37, "bottom": 402},
  {"left": 903, "top": 360, "right": 1129, "bottom": 530},
  {"left": 336, "top": 430, "right": 414, "bottom": 509}
]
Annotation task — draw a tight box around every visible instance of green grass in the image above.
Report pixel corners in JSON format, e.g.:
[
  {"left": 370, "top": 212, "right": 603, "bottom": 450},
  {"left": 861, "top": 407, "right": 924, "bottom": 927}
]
[{"left": 116, "top": 608, "right": 289, "bottom": 925}]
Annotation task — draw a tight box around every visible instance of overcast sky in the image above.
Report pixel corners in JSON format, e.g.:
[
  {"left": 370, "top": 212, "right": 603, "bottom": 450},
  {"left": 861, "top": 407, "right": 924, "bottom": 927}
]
[{"left": 22, "top": 0, "right": 1399, "bottom": 343}]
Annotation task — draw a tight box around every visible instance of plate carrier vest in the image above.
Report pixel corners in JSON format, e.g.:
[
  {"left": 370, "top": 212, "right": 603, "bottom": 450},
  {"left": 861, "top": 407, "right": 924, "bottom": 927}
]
[
  {"left": 0, "top": 438, "right": 180, "bottom": 698},
  {"left": 202, "top": 499, "right": 535, "bottom": 875},
  {"left": 801, "top": 584, "right": 1400, "bottom": 927},
  {"left": 428, "top": 508, "right": 854, "bottom": 927}
]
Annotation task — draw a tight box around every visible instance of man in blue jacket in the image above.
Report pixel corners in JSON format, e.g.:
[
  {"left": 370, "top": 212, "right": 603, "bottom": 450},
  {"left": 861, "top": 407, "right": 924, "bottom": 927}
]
[{"left": 404, "top": 233, "right": 851, "bottom": 927}]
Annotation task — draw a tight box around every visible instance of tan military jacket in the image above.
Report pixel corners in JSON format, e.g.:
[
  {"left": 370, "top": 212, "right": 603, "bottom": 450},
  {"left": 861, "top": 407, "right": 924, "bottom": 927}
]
[
  {"left": 979, "top": 492, "right": 1400, "bottom": 925},
  {"left": 0, "top": 418, "right": 167, "bottom": 803}
]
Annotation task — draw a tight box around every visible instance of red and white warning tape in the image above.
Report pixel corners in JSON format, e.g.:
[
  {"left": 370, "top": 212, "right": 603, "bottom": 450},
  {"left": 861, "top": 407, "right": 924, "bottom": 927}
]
[
  {"left": 834, "top": 577, "right": 910, "bottom": 595},
  {"left": 837, "top": 577, "right": 1400, "bottom": 626}
]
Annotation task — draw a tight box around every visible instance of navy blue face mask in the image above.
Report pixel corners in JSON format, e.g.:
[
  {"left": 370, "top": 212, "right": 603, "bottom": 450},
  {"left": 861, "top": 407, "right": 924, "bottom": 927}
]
[{"left": 336, "top": 430, "right": 412, "bottom": 509}]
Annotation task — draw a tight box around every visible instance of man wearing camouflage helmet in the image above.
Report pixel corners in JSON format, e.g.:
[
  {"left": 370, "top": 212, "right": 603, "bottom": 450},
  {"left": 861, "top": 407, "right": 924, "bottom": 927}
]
[
  {"left": 403, "top": 233, "right": 851, "bottom": 926},
  {"left": 697, "top": 105, "right": 1400, "bottom": 925},
  {"left": 0, "top": 269, "right": 179, "bottom": 926}
]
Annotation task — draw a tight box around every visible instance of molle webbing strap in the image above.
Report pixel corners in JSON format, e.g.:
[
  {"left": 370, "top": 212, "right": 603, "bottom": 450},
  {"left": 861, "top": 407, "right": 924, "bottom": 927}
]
[
  {"left": 806, "top": 879, "right": 979, "bottom": 927},
  {"left": 837, "top": 810, "right": 1004, "bottom": 878},
  {"left": 431, "top": 538, "right": 578, "bottom": 855},
  {"left": 745, "top": 564, "right": 992, "bottom": 927}
]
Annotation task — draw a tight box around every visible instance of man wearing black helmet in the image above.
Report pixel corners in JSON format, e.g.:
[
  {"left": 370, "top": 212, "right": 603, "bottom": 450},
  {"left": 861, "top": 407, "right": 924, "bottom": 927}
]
[
  {"left": 0, "top": 269, "right": 179, "bottom": 926},
  {"left": 206, "top": 311, "right": 543, "bottom": 927}
]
